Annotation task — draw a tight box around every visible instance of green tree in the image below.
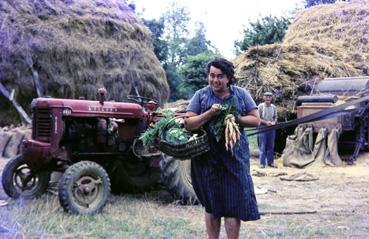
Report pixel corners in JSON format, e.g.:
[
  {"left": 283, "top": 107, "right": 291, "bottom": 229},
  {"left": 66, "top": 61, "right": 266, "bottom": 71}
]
[
  {"left": 141, "top": 1, "right": 217, "bottom": 101},
  {"left": 162, "top": 2, "right": 190, "bottom": 66},
  {"left": 143, "top": 17, "right": 168, "bottom": 63},
  {"left": 305, "top": 0, "right": 337, "bottom": 8},
  {"left": 163, "top": 63, "right": 184, "bottom": 100},
  {"left": 175, "top": 22, "right": 218, "bottom": 99},
  {"left": 234, "top": 15, "right": 291, "bottom": 54},
  {"left": 178, "top": 52, "right": 216, "bottom": 98},
  {"left": 185, "top": 22, "right": 213, "bottom": 56}
]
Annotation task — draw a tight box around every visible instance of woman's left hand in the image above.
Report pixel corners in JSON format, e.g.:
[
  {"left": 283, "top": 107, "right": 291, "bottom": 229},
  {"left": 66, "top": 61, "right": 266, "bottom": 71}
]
[{"left": 224, "top": 114, "right": 235, "bottom": 123}]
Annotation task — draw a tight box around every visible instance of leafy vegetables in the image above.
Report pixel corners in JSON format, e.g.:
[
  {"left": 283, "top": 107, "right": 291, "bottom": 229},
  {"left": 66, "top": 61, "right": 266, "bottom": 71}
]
[
  {"left": 140, "top": 95, "right": 240, "bottom": 148},
  {"left": 139, "top": 110, "right": 195, "bottom": 145},
  {"left": 164, "top": 127, "right": 190, "bottom": 144},
  {"left": 140, "top": 110, "right": 174, "bottom": 145},
  {"left": 209, "top": 96, "right": 240, "bottom": 143}
]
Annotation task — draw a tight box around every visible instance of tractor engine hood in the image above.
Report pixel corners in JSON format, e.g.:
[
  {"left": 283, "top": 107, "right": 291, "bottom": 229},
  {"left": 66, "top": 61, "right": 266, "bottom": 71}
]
[{"left": 31, "top": 98, "right": 145, "bottom": 118}]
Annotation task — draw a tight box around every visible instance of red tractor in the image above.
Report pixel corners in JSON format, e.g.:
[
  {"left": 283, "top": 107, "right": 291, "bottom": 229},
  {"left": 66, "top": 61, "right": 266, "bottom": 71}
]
[{"left": 1, "top": 89, "right": 196, "bottom": 214}]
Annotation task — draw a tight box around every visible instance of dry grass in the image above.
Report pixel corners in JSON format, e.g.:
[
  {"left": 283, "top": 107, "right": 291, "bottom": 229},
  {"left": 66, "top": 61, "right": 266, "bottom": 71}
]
[
  {"left": 0, "top": 192, "right": 204, "bottom": 239},
  {"left": 1, "top": 153, "right": 369, "bottom": 238}
]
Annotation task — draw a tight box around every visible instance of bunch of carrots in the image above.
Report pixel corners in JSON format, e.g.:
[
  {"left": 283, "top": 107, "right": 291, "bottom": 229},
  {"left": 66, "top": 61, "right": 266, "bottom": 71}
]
[
  {"left": 210, "top": 97, "right": 241, "bottom": 151},
  {"left": 224, "top": 115, "right": 240, "bottom": 151}
]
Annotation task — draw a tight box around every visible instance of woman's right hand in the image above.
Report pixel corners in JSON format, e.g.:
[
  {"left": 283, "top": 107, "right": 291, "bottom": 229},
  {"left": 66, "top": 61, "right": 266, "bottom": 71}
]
[{"left": 209, "top": 104, "right": 222, "bottom": 117}]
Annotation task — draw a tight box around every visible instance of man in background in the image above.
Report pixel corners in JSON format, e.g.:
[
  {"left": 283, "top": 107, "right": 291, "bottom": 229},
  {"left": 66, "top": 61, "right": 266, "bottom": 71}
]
[{"left": 258, "top": 92, "right": 277, "bottom": 168}]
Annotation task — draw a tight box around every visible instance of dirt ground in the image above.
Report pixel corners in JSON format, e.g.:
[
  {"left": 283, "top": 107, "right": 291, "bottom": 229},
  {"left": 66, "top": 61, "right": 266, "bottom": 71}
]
[
  {"left": 250, "top": 153, "right": 369, "bottom": 214},
  {"left": 1, "top": 153, "right": 369, "bottom": 237},
  {"left": 247, "top": 153, "right": 369, "bottom": 237}
]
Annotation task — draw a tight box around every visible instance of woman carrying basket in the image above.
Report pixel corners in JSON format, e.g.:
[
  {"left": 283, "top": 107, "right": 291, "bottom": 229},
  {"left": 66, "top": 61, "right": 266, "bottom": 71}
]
[{"left": 184, "top": 58, "right": 261, "bottom": 239}]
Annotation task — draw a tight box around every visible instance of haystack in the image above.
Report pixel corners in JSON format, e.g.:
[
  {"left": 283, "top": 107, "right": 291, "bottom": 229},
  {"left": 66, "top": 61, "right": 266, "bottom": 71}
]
[
  {"left": 0, "top": 0, "right": 169, "bottom": 126},
  {"left": 234, "top": 0, "right": 369, "bottom": 121}
]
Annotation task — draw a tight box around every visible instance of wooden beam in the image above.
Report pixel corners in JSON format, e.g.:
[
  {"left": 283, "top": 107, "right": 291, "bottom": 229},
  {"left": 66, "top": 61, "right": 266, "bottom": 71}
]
[
  {"left": 31, "top": 66, "right": 43, "bottom": 97},
  {"left": 260, "top": 210, "right": 317, "bottom": 215},
  {"left": 0, "top": 81, "right": 31, "bottom": 125}
]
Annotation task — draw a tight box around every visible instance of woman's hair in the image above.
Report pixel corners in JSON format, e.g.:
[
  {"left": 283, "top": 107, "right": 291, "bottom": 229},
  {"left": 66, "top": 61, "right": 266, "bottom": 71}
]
[{"left": 206, "top": 58, "right": 235, "bottom": 85}]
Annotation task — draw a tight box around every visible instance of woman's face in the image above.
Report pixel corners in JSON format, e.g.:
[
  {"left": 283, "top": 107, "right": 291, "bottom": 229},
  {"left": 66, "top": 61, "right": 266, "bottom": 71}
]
[{"left": 208, "top": 66, "right": 229, "bottom": 93}]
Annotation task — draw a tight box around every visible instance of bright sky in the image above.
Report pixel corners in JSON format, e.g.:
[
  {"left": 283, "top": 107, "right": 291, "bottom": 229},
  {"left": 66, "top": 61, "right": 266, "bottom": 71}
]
[{"left": 133, "top": 0, "right": 304, "bottom": 58}]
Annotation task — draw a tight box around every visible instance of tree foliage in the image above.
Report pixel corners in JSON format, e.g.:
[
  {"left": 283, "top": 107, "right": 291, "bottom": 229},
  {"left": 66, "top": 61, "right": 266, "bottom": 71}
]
[
  {"left": 141, "top": 1, "right": 218, "bottom": 100},
  {"left": 185, "top": 22, "right": 212, "bottom": 56},
  {"left": 143, "top": 18, "right": 168, "bottom": 63},
  {"left": 163, "top": 63, "right": 184, "bottom": 100},
  {"left": 234, "top": 15, "right": 291, "bottom": 54},
  {"left": 305, "top": 0, "right": 337, "bottom": 8},
  {"left": 162, "top": 2, "right": 190, "bottom": 67},
  {"left": 178, "top": 52, "right": 215, "bottom": 98}
]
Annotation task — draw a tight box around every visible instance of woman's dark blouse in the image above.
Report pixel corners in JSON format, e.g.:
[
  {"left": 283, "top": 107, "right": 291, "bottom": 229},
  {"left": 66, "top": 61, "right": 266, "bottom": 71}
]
[{"left": 186, "top": 85, "right": 260, "bottom": 221}]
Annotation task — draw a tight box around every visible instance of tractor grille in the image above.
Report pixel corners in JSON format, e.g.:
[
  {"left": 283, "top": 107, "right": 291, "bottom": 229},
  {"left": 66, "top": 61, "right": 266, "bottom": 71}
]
[{"left": 34, "top": 109, "right": 52, "bottom": 142}]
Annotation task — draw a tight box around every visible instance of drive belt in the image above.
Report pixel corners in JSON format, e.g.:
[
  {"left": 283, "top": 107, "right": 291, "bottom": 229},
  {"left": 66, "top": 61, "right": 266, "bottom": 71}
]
[{"left": 246, "top": 94, "right": 369, "bottom": 136}]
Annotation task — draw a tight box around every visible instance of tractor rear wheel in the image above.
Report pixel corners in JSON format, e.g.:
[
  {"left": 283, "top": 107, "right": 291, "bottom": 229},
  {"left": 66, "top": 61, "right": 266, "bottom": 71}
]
[
  {"left": 1, "top": 155, "right": 50, "bottom": 199},
  {"left": 160, "top": 155, "right": 198, "bottom": 204},
  {"left": 58, "top": 161, "right": 110, "bottom": 215}
]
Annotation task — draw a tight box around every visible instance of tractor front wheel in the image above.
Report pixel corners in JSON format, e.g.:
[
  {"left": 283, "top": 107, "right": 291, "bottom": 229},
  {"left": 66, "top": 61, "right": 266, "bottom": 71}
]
[
  {"left": 1, "top": 155, "right": 50, "bottom": 199},
  {"left": 58, "top": 161, "right": 110, "bottom": 215}
]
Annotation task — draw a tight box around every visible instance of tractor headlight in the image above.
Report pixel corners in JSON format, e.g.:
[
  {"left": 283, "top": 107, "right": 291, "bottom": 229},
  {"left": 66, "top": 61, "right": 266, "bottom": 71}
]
[{"left": 62, "top": 108, "right": 72, "bottom": 116}]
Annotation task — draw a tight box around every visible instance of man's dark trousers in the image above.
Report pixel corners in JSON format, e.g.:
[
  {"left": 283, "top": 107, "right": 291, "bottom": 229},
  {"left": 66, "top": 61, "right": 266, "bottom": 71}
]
[{"left": 258, "top": 129, "right": 276, "bottom": 166}]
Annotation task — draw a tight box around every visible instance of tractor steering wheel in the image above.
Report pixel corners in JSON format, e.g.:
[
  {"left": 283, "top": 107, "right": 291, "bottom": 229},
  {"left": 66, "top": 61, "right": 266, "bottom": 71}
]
[{"left": 127, "top": 95, "right": 157, "bottom": 106}]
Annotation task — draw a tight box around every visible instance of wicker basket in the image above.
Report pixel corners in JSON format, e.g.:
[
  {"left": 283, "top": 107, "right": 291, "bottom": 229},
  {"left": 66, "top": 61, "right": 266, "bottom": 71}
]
[{"left": 155, "top": 126, "right": 210, "bottom": 160}]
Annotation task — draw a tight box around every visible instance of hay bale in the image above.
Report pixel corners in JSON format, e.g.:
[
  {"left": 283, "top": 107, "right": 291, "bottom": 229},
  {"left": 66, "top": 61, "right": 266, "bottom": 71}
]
[
  {"left": 3, "top": 127, "right": 25, "bottom": 158},
  {"left": 284, "top": 0, "right": 369, "bottom": 74},
  {"left": 0, "top": 0, "right": 169, "bottom": 126},
  {"left": 164, "top": 99, "right": 190, "bottom": 113},
  {"left": 234, "top": 0, "right": 369, "bottom": 121},
  {"left": 0, "top": 129, "right": 11, "bottom": 157},
  {"left": 21, "top": 125, "right": 32, "bottom": 140},
  {"left": 0, "top": 125, "right": 31, "bottom": 158}
]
